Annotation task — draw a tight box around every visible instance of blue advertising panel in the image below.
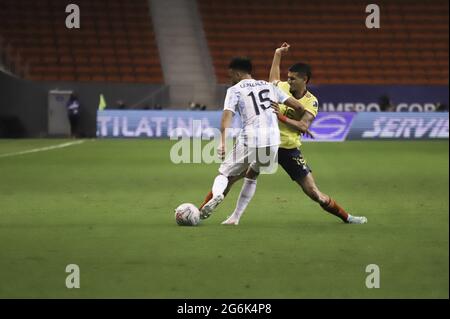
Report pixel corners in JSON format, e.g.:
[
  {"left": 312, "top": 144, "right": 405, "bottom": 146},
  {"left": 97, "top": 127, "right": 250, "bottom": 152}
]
[
  {"left": 97, "top": 110, "right": 448, "bottom": 140},
  {"left": 347, "top": 112, "right": 449, "bottom": 140},
  {"left": 302, "top": 112, "right": 355, "bottom": 142},
  {"left": 97, "top": 110, "right": 239, "bottom": 138},
  {"left": 97, "top": 110, "right": 355, "bottom": 141}
]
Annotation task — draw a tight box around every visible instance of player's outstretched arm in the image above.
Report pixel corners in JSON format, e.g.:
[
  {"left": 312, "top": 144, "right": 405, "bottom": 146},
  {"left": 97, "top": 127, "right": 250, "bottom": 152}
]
[
  {"left": 218, "top": 110, "right": 234, "bottom": 159},
  {"left": 269, "top": 42, "right": 290, "bottom": 83},
  {"left": 271, "top": 102, "right": 314, "bottom": 138},
  {"left": 284, "top": 96, "right": 306, "bottom": 112}
]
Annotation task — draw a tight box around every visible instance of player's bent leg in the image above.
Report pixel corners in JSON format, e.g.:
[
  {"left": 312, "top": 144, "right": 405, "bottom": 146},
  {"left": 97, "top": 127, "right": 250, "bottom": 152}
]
[
  {"left": 200, "top": 191, "right": 224, "bottom": 220},
  {"left": 295, "top": 173, "right": 328, "bottom": 204},
  {"left": 245, "top": 166, "right": 260, "bottom": 180},
  {"left": 296, "top": 173, "right": 367, "bottom": 224},
  {"left": 199, "top": 190, "right": 213, "bottom": 211},
  {"left": 222, "top": 166, "right": 260, "bottom": 225},
  {"left": 296, "top": 173, "right": 348, "bottom": 221},
  {"left": 199, "top": 171, "right": 247, "bottom": 211},
  {"left": 223, "top": 146, "right": 276, "bottom": 224},
  {"left": 200, "top": 174, "right": 228, "bottom": 219},
  {"left": 212, "top": 174, "right": 228, "bottom": 197},
  {"left": 224, "top": 171, "right": 246, "bottom": 196},
  {"left": 201, "top": 142, "right": 250, "bottom": 220}
]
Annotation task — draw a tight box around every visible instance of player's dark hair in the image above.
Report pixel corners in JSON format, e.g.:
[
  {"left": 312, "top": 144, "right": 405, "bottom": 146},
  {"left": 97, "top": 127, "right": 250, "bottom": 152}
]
[
  {"left": 289, "top": 63, "right": 312, "bottom": 83},
  {"left": 228, "top": 57, "right": 252, "bottom": 74}
]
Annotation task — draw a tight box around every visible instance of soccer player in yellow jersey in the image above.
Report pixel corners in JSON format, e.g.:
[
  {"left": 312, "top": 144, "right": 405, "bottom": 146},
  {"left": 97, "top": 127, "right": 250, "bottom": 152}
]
[{"left": 268, "top": 42, "right": 367, "bottom": 224}]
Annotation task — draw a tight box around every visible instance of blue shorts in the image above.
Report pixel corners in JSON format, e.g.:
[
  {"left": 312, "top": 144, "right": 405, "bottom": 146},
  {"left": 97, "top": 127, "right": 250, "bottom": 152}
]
[{"left": 278, "top": 147, "right": 312, "bottom": 181}]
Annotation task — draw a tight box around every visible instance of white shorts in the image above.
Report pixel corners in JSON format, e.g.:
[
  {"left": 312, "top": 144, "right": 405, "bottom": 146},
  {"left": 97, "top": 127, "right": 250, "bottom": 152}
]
[{"left": 218, "top": 143, "right": 279, "bottom": 177}]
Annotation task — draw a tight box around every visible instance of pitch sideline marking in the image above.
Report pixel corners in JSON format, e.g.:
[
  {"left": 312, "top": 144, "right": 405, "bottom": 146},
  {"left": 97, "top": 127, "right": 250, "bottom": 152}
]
[{"left": 0, "top": 140, "right": 86, "bottom": 158}]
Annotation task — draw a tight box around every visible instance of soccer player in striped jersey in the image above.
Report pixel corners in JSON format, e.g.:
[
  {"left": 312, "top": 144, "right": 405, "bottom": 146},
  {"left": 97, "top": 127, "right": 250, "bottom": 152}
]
[
  {"left": 199, "top": 57, "right": 306, "bottom": 223},
  {"left": 269, "top": 42, "right": 367, "bottom": 224}
]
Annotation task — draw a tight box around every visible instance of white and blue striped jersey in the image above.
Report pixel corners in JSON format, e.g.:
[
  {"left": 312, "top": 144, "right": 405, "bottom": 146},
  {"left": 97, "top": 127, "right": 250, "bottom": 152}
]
[{"left": 224, "top": 79, "right": 289, "bottom": 147}]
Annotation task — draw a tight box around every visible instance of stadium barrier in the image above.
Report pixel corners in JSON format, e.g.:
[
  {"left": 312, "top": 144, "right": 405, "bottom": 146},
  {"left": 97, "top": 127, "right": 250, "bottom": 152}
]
[
  {"left": 348, "top": 112, "right": 449, "bottom": 140},
  {"left": 97, "top": 110, "right": 449, "bottom": 140}
]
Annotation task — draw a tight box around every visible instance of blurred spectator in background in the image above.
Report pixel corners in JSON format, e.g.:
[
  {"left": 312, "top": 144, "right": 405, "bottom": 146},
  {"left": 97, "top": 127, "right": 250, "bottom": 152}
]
[
  {"left": 436, "top": 102, "right": 448, "bottom": 112},
  {"left": 189, "top": 101, "right": 200, "bottom": 110},
  {"left": 66, "top": 93, "right": 80, "bottom": 138},
  {"left": 378, "top": 95, "right": 395, "bottom": 112},
  {"left": 116, "top": 100, "right": 127, "bottom": 109},
  {"left": 188, "top": 101, "right": 207, "bottom": 111}
]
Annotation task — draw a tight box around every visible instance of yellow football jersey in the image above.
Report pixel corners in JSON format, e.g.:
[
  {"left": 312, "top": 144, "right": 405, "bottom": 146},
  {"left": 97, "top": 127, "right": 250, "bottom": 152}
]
[{"left": 276, "top": 81, "right": 319, "bottom": 149}]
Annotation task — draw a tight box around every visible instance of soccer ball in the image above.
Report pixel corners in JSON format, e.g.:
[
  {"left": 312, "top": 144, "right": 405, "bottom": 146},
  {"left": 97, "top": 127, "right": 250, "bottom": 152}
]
[{"left": 174, "top": 203, "right": 200, "bottom": 226}]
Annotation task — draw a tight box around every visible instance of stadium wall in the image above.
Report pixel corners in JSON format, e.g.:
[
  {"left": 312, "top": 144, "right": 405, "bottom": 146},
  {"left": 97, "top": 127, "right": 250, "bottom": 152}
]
[
  {"left": 313, "top": 84, "right": 449, "bottom": 112},
  {"left": 0, "top": 71, "right": 169, "bottom": 137},
  {"left": 216, "top": 84, "right": 449, "bottom": 112},
  {"left": 0, "top": 71, "right": 45, "bottom": 137}
]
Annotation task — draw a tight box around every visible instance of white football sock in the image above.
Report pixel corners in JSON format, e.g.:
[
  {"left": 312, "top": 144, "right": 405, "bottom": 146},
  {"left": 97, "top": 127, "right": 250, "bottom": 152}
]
[
  {"left": 212, "top": 174, "right": 228, "bottom": 197},
  {"left": 231, "top": 178, "right": 257, "bottom": 220}
]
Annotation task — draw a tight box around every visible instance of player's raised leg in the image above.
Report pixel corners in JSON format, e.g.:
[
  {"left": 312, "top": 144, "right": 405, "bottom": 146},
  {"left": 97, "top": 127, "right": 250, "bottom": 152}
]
[
  {"left": 200, "top": 146, "right": 250, "bottom": 220},
  {"left": 199, "top": 174, "right": 227, "bottom": 219},
  {"left": 198, "top": 172, "right": 246, "bottom": 210},
  {"left": 296, "top": 173, "right": 367, "bottom": 224},
  {"left": 199, "top": 190, "right": 213, "bottom": 211}
]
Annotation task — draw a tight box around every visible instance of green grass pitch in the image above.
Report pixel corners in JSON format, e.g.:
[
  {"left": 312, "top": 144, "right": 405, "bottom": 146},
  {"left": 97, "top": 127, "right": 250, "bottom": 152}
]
[{"left": 0, "top": 139, "right": 448, "bottom": 298}]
